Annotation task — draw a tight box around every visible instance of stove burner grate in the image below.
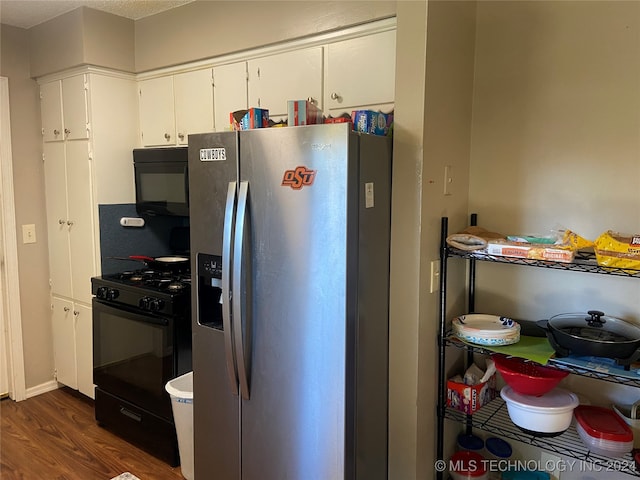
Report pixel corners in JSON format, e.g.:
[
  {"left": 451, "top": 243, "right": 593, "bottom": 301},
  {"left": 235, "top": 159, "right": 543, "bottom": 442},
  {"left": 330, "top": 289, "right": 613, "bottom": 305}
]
[{"left": 103, "top": 269, "right": 191, "bottom": 294}]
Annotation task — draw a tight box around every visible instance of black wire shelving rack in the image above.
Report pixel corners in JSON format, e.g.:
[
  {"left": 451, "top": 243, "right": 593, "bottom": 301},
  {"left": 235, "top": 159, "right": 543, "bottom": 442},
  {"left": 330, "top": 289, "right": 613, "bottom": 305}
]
[{"left": 436, "top": 214, "right": 640, "bottom": 479}]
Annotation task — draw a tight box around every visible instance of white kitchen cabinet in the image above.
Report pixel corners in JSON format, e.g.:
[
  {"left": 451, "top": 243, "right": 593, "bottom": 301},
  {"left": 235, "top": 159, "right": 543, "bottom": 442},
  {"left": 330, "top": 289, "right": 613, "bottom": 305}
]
[
  {"left": 43, "top": 142, "right": 72, "bottom": 299},
  {"left": 247, "top": 47, "right": 323, "bottom": 121},
  {"left": 51, "top": 299, "right": 92, "bottom": 398},
  {"left": 65, "top": 140, "right": 96, "bottom": 305},
  {"left": 51, "top": 297, "right": 77, "bottom": 390},
  {"left": 325, "top": 30, "right": 396, "bottom": 114},
  {"left": 43, "top": 137, "right": 94, "bottom": 393},
  {"left": 213, "top": 62, "right": 248, "bottom": 131},
  {"left": 43, "top": 140, "right": 95, "bottom": 304},
  {"left": 138, "top": 69, "right": 214, "bottom": 146},
  {"left": 40, "top": 75, "right": 89, "bottom": 142},
  {"left": 40, "top": 81, "right": 63, "bottom": 142},
  {"left": 175, "top": 69, "right": 214, "bottom": 142},
  {"left": 74, "top": 303, "right": 93, "bottom": 398},
  {"left": 40, "top": 69, "right": 138, "bottom": 399},
  {"left": 136, "top": 22, "right": 395, "bottom": 131},
  {"left": 138, "top": 76, "right": 174, "bottom": 146}
]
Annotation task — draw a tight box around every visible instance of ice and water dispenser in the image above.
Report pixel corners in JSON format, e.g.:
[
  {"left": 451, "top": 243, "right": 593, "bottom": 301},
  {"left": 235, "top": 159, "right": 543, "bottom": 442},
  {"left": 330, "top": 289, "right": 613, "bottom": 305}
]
[{"left": 197, "top": 253, "right": 223, "bottom": 330}]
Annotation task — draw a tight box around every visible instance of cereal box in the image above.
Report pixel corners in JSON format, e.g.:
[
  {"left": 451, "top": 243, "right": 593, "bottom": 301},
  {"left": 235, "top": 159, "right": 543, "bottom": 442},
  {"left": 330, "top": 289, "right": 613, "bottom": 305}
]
[{"left": 230, "top": 108, "right": 269, "bottom": 130}]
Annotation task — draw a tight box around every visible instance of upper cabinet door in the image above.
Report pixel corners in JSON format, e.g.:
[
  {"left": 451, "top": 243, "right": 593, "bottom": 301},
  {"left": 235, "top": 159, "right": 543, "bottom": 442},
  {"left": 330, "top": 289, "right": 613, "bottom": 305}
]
[
  {"left": 41, "top": 81, "right": 64, "bottom": 142},
  {"left": 247, "top": 47, "right": 323, "bottom": 120},
  {"left": 139, "top": 76, "right": 176, "bottom": 146},
  {"left": 62, "top": 75, "right": 89, "bottom": 140},
  {"left": 174, "top": 69, "right": 214, "bottom": 144},
  {"left": 43, "top": 142, "right": 72, "bottom": 298},
  {"left": 213, "top": 62, "right": 248, "bottom": 132},
  {"left": 66, "top": 140, "right": 96, "bottom": 304},
  {"left": 326, "top": 30, "right": 396, "bottom": 112}
]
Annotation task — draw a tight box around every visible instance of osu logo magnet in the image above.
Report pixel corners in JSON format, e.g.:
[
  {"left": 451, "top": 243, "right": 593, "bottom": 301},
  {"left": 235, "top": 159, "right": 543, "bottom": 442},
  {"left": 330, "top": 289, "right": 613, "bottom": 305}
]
[{"left": 281, "top": 166, "right": 316, "bottom": 190}]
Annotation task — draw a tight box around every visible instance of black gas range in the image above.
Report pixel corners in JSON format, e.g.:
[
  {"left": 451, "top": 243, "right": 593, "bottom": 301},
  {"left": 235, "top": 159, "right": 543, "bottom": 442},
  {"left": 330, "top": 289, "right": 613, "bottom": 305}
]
[
  {"left": 93, "top": 269, "right": 191, "bottom": 316},
  {"left": 91, "top": 267, "right": 192, "bottom": 466}
]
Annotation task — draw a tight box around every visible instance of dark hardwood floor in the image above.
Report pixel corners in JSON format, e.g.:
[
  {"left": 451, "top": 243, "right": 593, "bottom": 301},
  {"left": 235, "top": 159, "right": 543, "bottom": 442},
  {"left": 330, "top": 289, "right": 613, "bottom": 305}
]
[{"left": 0, "top": 387, "right": 185, "bottom": 480}]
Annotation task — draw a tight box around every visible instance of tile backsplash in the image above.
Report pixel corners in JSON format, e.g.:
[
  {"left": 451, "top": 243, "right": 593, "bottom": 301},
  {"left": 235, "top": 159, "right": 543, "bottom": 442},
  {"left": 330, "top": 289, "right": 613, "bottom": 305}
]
[{"left": 98, "top": 204, "right": 189, "bottom": 275}]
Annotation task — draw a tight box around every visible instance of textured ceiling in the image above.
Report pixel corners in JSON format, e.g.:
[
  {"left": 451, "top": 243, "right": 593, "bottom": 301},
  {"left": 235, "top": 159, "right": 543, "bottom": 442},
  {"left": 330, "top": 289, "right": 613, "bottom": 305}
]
[{"left": 0, "top": 0, "right": 195, "bottom": 29}]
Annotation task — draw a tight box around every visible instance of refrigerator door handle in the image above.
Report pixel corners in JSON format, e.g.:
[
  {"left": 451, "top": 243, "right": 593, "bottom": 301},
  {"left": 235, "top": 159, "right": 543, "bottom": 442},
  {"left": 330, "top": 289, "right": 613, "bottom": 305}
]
[
  {"left": 222, "top": 181, "right": 239, "bottom": 396},
  {"left": 233, "top": 180, "right": 251, "bottom": 400}
]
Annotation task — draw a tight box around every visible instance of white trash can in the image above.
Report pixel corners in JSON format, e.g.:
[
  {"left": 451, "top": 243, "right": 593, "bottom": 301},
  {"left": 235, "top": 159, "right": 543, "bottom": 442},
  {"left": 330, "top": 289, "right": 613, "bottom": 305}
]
[{"left": 166, "top": 371, "right": 194, "bottom": 480}]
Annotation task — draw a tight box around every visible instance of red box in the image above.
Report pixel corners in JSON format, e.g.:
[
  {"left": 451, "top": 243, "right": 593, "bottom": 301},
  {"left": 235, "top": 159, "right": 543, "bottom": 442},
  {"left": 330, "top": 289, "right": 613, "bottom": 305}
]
[
  {"left": 287, "top": 100, "right": 324, "bottom": 126},
  {"left": 447, "top": 374, "right": 496, "bottom": 414},
  {"left": 324, "top": 116, "right": 352, "bottom": 124}
]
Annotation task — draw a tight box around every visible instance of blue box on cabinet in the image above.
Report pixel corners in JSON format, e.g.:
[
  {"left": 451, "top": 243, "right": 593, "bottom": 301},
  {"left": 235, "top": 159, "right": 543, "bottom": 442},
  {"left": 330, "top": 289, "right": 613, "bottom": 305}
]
[
  {"left": 230, "top": 108, "right": 269, "bottom": 130},
  {"left": 351, "top": 110, "right": 393, "bottom": 136}
]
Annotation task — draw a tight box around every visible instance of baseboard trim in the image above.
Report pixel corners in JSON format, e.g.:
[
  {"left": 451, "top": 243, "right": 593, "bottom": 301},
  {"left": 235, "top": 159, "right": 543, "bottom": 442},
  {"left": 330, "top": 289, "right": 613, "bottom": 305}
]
[{"left": 25, "top": 380, "right": 59, "bottom": 399}]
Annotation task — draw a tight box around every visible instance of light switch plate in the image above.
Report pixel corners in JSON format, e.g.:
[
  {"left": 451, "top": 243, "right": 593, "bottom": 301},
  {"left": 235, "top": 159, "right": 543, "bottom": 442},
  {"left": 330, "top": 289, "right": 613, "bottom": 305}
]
[
  {"left": 444, "top": 165, "right": 453, "bottom": 196},
  {"left": 365, "top": 182, "right": 375, "bottom": 208},
  {"left": 430, "top": 260, "right": 440, "bottom": 294},
  {"left": 22, "top": 224, "right": 36, "bottom": 244}
]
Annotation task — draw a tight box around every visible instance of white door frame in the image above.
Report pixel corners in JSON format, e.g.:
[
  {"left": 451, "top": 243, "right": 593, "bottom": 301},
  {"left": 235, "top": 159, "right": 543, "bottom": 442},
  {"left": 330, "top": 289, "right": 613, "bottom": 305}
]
[{"left": 0, "top": 76, "right": 26, "bottom": 401}]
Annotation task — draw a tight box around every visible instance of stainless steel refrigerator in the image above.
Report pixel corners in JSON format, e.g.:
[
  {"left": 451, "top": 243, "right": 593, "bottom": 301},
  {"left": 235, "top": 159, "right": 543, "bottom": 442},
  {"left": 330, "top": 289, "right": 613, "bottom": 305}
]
[{"left": 188, "top": 123, "right": 391, "bottom": 480}]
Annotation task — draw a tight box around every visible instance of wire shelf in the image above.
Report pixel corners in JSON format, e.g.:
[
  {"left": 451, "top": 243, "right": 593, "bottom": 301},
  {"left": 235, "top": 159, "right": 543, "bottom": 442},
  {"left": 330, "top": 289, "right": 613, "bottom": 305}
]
[
  {"left": 444, "top": 336, "right": 640, "bottom": 388},
  {"left": 447, "top": 248, "right": 640, "bottom": 278},
  {"left": 445, "top": 398, "right": 640, "bottom": 477}
]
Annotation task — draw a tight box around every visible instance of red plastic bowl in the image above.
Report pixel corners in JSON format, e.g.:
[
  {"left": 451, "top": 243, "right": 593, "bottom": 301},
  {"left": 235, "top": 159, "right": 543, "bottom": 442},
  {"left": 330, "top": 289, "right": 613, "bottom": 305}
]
[{"left": 493, "top": 354, "right": 569, "bottom": 396}]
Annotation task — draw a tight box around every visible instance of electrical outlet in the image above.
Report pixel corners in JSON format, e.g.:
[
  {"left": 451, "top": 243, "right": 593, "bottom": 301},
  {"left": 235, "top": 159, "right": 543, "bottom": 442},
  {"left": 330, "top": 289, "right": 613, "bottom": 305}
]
[
  {"left": 430, "top": 260, "right": 440, "bottom": 294},
  {"left": 22, "top": 224, "right": 36, "bottom": 244}
]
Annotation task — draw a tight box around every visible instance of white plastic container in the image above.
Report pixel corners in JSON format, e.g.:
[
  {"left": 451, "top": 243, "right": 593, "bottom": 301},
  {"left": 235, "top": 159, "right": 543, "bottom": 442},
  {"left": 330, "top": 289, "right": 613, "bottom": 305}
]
[
  {"left": 166, "top": 371, "right": 194, "bottom": 480},
  {"left": 613, "top": 403, "right": 640, "bottom": 448},
  {"left": 574, "top": 405, "right": 633, "bottom": 457},
  {"left": 500, "top": 386, "right": 579, "bottom": 436}
]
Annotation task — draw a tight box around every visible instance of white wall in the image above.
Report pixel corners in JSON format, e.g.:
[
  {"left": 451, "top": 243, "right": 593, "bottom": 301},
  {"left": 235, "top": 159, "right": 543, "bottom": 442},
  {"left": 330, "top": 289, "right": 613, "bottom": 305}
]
[
  {"left": 469, "top": 1, "right": 640, "bottom": 332},
  {"left": 0, "top": 25, "right": 54, "bottom": 390},
  {"left": 390, "top": 1, "right": 477, "bottom": 477},
  {"left": 469, "top": 0, "right": 640, "bottom": 422}
]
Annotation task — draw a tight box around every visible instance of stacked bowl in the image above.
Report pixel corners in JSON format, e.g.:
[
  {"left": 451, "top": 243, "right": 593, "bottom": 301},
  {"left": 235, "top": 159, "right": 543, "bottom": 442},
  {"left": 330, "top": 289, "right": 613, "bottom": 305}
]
[{"left": 494, "top": 355, "right": 577, "bottom": 437}]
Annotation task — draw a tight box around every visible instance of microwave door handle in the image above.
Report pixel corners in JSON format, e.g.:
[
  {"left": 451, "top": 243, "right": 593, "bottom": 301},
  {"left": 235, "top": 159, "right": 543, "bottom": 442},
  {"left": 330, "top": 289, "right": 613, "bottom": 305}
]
[
  {"left": 233, "top": 181, "right": 251, "bottom": 400},
  {"left": 222, "top": 181, "right": 239, "bottom": 396}
]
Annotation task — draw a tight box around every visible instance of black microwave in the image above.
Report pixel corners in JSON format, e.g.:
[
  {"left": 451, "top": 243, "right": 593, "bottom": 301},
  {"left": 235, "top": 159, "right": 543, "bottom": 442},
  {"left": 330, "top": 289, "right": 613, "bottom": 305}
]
[{"left": 134, "top": 147, "right": 189, "bottom": 217}]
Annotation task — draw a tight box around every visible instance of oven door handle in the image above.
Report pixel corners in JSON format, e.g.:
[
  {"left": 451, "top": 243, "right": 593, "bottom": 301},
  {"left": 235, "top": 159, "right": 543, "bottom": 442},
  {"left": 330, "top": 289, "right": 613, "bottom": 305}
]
[
  {"left": 92, "top": 299, "right": 169, "bottom": 326},
  {"left": 222, "top": 181, "right": 239, "bottom": 396},
  {"left": 233, "top": 180, "right": 251, "bottom": 400}
]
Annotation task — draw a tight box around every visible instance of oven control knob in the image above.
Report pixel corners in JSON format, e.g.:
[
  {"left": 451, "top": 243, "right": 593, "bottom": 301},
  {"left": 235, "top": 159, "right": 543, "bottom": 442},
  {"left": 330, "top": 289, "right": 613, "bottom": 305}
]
[
  {"left": 138, "top": 297, "right": 164, "bottom": 311},
  {"left": 96, "top": 286, "right": 108, "bottom": 299},
  {"left": 139, "top": 297, "right": 151, "bottom": 310},
  {"left": 149, "top": 299, "right": 165, "bottom": 312},
  {"left": 106, "top": 289, "right": 119, "bottom": 301}
]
